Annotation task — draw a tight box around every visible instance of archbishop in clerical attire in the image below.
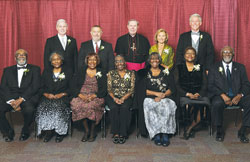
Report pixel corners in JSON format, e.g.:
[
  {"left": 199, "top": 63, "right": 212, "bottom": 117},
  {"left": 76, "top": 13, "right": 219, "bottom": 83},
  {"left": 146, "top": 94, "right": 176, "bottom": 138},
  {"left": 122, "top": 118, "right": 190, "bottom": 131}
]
[{"left": 115, "top": 19, "right": 150, "bottom": 71}]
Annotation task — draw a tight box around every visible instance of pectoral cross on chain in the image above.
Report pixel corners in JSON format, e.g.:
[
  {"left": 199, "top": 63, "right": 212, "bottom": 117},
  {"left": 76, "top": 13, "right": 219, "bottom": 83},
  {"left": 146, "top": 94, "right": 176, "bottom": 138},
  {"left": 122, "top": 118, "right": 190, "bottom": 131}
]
[{"left": 131, "top": 43, "right": 136, "bottom": 51}]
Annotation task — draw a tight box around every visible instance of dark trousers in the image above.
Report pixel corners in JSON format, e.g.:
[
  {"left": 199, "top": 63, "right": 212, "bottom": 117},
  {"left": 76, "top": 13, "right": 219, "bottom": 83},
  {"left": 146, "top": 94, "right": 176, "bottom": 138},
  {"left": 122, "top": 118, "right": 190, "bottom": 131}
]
[
  {"left": 106, "top": 95, "right": 132, "bottom": 137},
  {"left": 211, "top": 95, "right": 250, "bottom": 127},
  {"left": 0, "top": 100, "right": 35, "bottom": 135}
]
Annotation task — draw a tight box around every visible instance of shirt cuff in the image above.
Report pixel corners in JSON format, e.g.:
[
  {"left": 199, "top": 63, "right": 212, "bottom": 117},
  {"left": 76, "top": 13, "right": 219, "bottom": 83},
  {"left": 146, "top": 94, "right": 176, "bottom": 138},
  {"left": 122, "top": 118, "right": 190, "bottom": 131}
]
[{"left": 6, "top": 99, "right": 15, "bottom": 104}]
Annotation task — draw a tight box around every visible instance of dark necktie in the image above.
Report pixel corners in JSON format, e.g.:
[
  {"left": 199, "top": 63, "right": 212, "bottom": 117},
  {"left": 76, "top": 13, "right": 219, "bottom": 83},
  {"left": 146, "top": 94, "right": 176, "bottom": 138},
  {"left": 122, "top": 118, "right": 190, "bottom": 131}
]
[
  {"left": 95, "top": 42, "right": 99, "bottom": 53},
  {"left": 226, "top": 65, "right": 233, "bottom": 97}
]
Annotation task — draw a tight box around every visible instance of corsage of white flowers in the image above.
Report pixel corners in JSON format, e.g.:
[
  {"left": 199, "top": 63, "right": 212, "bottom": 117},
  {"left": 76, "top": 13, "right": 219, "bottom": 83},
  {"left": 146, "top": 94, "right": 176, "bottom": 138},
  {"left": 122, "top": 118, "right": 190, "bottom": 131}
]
[
  {"left": 99, "top": 46, "right": 105, "bottom": 50},
  {"left": 219, "top": 67, "right": 223, "bottom": 74},
  {"left": 163, "top": 68, "right": 169, "bottom": 75},
  {"left": 58, "top": 72, "right": 66, "bottom": 81},
  {"left": 164, "top": 49, "right": 170, "bottom": 54},
  {"left": 23, "top": 68, "right": 29, "bottom": 75},
  {"left": 124, "top": 73, "right": 130, "bottom": 81},
  {"left": 95, "top": 71, "right": 102, "bottom": 78},
  {"left": 200, "top": 34, "right": 203, "bottom": 41},
  {"left": 67, "top": 39, "right": 71, "bottom": 45},
  {"left": 193, "top": 64, "right": 200, "bottom": 71}
]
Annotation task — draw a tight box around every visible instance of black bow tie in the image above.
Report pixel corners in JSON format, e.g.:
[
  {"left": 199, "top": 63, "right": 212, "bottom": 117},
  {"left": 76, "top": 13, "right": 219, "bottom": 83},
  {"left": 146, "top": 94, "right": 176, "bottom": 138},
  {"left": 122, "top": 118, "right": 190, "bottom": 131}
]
[{"left": 17, "top": 67, "right": 26, "bottom": 70}]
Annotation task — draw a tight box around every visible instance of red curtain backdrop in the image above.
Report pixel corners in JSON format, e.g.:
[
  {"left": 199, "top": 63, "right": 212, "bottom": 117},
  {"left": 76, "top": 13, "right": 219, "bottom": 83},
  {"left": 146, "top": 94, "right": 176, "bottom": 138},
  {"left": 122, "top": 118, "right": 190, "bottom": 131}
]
[{"left": 0, "top": 0, "right": 250, "bottom": 78}]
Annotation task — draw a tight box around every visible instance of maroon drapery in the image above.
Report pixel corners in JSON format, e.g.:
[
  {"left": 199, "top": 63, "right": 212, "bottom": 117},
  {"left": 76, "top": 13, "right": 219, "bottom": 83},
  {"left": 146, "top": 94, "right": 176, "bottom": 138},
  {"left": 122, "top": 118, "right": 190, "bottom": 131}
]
[{"left": 0, "top": 0, "right": 250, "bottom": 78}]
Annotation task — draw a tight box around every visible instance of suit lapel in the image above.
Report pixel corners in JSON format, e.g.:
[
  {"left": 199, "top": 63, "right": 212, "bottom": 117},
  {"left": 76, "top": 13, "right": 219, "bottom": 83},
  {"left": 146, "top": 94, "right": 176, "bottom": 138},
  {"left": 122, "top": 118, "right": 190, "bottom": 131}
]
[
  {"left": 12, "top": 66, "right": 19, "bottom": 87},
  {"left": 55, "top": 35, "right": 65, "bottom": 51},
  {"left": 98, "top": 40, "right": 105, "bottom": 54}
]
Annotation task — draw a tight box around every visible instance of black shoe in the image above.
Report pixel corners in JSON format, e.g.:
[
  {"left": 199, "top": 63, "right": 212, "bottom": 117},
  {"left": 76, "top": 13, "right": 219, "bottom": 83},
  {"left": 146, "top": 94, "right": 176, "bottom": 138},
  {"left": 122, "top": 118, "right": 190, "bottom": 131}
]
[
  {"left": 3, "top": 130, "right": 14, "bottom": 142},
  {"left": 19, "top": 133, "right": 30, "bottom": 141},
  {"left": 238, "top": 131, "right": 249, "bottom": 143},
  {"left": 112, "top": 136, "right": 119, "bottom": 144},
  {"left": 183, "top": 130, "right": 195, "bottom": 140},
  {"left": 43, "top": 131, "right": 54, "bottom": 142},
  {"left": 154, "top": 134, "right": 161, "bottom": 146},
  {"left": 161, "top": 134, "right": 170, "bottom": 147},
  {"left": 88, "top": 135, "right": 96, "bottom": 142},
  {"left": 216, "top": 131, "right": 224, "bottom": 142},
  {"left": 119, "top": 136, "right": 126, "bottom": 144},
  {"left": 55, "top": 134, "right": 64, "bottom": 143},
  {"left": 81, "top": 132, "right": 89, "bottom": 142}
]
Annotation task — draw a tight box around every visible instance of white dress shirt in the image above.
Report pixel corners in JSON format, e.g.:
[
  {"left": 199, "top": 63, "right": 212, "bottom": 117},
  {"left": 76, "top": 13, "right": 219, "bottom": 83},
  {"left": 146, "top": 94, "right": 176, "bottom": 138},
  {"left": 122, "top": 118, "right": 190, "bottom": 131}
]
[
  {"left": 92, "top": 40, "right": 101, "bottom": 53},
  {"left": 222, "top": 61, "right": 232, "bottom": 76},
  {"left": 191, "top": 31, "right": 199, "bottom": 44},
  {"left": 58, "top": 34, "right": 67, "bottom": 50}
]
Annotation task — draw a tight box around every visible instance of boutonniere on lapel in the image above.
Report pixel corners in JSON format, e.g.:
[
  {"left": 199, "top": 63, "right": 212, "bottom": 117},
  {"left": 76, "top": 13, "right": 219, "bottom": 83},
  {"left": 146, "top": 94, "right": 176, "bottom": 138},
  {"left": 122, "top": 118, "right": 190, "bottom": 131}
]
[
  {"left": 95, "top": 71, "right": 102, "bottom": 78},
  {"left": 219, "top": 67, "right": 224, "bottom": 75},
  {"left": 67, "top": 39, "right": 71, "bottom": 45},
  {"left": 164, "top": 49, "right": 170, "bottom": 54},
  {"left": 99, "top": 45, "right": 105, "bottom": 51},
  {"left": 23, "top": 68, "right": 29, "bottom": 76},
  {"left": 163, "top": 68, "right": 169, "bottom": 75},
  {"left": 58, "top": 72, "right": 65, "bottom": 81},
  {"left": 193, "top": 64, "right": 200, "bottom": 71},
  {"left": 200, "top": 34, "right": 203, "bottom": 41},
  {"left": 124, "top": 73, "right": 130, "bottom": 81}
]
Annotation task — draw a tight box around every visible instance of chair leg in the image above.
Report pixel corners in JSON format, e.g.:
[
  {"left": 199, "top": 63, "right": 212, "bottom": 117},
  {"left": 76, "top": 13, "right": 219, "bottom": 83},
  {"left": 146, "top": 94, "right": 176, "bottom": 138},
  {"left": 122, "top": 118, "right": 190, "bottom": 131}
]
[
  {"left": 103, "top": 109, "right": 106, "bottom": 138},
  {"left": 135, "top": 110, "right": 138, "bottom": 139},
  {"left": 235, "top": 109, "right": 239, "bottom": 127}
]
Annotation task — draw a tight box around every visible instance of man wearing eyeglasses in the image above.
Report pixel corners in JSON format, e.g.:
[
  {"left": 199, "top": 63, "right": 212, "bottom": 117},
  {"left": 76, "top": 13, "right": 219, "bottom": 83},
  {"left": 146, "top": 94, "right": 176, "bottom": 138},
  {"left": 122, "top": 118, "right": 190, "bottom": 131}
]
[{"left": 208, "top": 46, "right": 250, "bottom": 143}]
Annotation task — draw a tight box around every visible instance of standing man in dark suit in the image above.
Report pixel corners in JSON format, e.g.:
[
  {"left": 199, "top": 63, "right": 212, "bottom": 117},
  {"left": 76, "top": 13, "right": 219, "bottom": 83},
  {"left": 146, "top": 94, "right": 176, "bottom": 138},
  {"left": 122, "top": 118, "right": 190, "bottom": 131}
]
[
  {"left": 78, "top": 25, "right": 115, "bottom": 73},
  {"left": 0, "top": 49, "right": 41, "bottom": 142},
  {"left": 44, "top": 19, "right": 78, "bottom": 72},
  {"left": 208, "top": 46, "right": 250, "bottom": 143},
  {"left": 115, "top": 19, "right": 150, "bottom": 71},
  {"left": 176, "top": 13, "right": 215, "bottom": 74}
]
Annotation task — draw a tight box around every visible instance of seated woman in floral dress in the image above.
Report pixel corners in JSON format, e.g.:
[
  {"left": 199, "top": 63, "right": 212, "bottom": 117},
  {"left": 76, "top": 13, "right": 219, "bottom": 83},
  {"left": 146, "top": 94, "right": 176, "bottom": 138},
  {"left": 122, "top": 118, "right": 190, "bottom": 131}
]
[
  {"left": 36, "top": 52, "right": 72, "bottom": 143},
  {"left": 137, "top": 52, "right": 177, "bottom": 147},
  {"left": 106, "top": 55, "right": 135, "bottom": 144},
  {"left": 70, "top": 53, "right": 107, "bottom": 142},
  {"left": 175, "top": 46, "right": 210, "bottom": 140}
]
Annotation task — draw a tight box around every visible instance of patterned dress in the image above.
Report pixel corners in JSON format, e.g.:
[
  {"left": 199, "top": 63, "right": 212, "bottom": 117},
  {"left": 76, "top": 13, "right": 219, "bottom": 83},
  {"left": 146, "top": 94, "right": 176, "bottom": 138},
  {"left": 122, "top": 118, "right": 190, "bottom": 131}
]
[
  {"left": 143, "top": 71, "right": 177, "bottom": 139},
  {"left": 70, "top": 75, "right": 105, "bottom": 124}
]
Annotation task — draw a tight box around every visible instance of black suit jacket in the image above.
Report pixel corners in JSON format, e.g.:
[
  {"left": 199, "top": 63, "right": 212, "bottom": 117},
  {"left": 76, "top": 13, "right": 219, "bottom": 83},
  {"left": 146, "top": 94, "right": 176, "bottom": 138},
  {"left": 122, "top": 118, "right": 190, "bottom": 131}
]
[
  {"left": 44, "top": 35, "right": 78, "bottom": 72},
  {"left": 176, "top": 31, "right": 215, "bottom": 70},
  {"left": 0, "top": 64, "right": 41, "bottom": 104},
  {"left": 78, "top": 40, "right": 115, "bottom": 73},
  {"left": 40, "top": 66, "right": 73, "bottom": 104},
  {"left": 70, "top": 66, "right": 107, "bottom": 99},
  {"left": 208, "top": 61, "right": 250, "bottom": 98}
]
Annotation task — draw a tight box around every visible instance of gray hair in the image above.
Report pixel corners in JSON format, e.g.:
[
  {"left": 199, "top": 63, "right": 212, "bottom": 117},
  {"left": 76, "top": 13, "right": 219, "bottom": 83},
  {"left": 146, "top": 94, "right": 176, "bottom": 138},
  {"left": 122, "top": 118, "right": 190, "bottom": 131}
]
[
  {"left": 221, "top": 46, "right": 235, "bottom": 56},
  {"left": 49, "top": 51, "right": 64, "bottom": 62},
  {"left": 189, "top": 13, "right": 202, "bottom": 23},
  {"left": 128, "top": 19, "right": 139, "bottom": 26},
  {"left": 56, "top": 19, "right": 68, "bottom": 27},
  {"left": 148, "top": 52, "right": 162, "bottom": 64}
]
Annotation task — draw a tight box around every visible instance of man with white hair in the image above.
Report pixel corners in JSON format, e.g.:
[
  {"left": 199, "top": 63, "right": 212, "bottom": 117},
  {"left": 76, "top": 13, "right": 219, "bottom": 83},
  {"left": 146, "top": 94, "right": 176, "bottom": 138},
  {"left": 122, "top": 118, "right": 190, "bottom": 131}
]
[
  {"left": 115, "top": 19, "right": 150, "bottom": 71},
  {"left": 176, "top": 13, "right": 215, "bottom": 73},
  {"left": 44, "top": 19, "right": 78, "bottom": 72}
]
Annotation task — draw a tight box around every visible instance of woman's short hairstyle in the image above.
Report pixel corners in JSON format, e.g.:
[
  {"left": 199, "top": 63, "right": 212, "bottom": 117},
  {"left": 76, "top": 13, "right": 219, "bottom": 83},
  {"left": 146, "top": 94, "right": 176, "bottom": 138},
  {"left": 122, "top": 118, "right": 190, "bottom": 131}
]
[
  {"left": 184, "top": 46, "right": 197, "bottom": 56},
  {"left": 49, "top": 51, "right": 64, "bottom": 62},
  {"left": 115, "top": 55, "right": 125, "bottom": 62},
  {"left": 154, "top": 28, "right": 168, "bottom": 43},
  {"left": 148, "top": 52, "right": 162, "bottom": 64},
  {"left": 85, "top": 52, "right": 100, "bottom": 65}
]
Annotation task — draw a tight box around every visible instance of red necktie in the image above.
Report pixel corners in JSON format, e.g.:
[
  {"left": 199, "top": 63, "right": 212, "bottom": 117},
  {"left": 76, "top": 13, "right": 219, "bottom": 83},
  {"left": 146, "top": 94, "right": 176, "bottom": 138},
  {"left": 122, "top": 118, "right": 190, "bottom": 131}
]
[{"left": 95, "top": 42, "right": 99, "bottom": 53}]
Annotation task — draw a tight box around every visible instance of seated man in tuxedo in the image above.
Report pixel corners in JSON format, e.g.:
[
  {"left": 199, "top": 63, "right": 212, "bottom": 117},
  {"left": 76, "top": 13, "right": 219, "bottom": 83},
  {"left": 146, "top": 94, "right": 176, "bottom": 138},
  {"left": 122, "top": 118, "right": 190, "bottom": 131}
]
[
  {"left": 0, "top": 49, "right": 41, "bottom": 142},
  {"left": 78, "top": 25, "right": 115, "bottom": 73},
  {"left": 208, "top": 46, "right": 250, "bottom": 143}
]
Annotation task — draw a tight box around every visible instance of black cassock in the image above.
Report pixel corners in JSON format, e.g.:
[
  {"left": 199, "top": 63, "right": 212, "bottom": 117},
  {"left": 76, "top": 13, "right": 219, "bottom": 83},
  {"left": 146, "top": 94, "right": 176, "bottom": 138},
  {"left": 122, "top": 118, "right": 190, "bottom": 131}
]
[{"left": 115, "top": 33, "right": 150, "bottom": 71}]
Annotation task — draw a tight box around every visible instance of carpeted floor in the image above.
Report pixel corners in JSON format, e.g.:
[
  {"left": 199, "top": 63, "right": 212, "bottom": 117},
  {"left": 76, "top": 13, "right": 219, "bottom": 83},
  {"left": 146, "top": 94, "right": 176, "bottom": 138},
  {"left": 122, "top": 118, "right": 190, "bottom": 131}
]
[{"left": 0, "top": 110, "right": 250, "bottom": 162}]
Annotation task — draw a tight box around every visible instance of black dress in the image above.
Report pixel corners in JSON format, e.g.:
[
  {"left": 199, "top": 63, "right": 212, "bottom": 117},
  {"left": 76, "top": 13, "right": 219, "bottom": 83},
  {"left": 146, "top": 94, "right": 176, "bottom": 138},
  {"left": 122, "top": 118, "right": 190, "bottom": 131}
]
[{"left": 36, "top": 67, "right": 72, "bottom": 135}]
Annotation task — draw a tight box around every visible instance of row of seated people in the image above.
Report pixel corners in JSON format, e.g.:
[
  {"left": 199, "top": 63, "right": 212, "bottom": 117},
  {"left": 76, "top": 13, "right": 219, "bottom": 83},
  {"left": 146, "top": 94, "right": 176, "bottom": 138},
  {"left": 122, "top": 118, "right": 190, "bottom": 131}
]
[{"left": 0, "top": 46, "right": 250, "bottom": 147}]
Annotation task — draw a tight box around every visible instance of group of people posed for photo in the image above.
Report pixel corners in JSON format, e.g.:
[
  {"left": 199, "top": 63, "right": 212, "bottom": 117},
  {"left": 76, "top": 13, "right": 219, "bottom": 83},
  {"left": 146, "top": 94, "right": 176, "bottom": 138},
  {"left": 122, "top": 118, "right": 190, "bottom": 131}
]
[{"left": 1, "top": 13, "right": 250, "bottom": 147}]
